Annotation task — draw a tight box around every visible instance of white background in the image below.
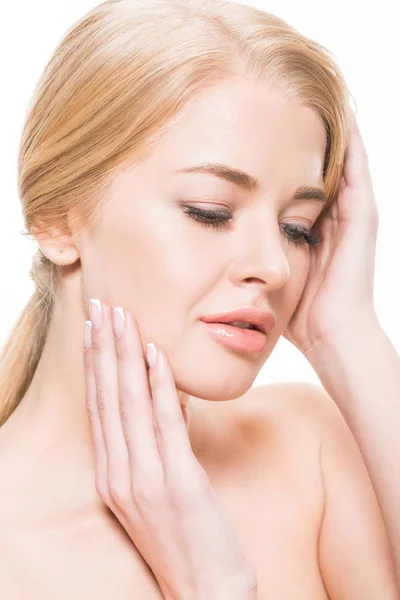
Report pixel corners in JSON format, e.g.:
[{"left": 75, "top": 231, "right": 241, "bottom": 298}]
[{"left": 1, "top": 0, "right": 398, "bottom": 387}]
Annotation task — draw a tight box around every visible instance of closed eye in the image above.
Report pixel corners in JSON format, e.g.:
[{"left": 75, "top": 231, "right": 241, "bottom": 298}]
[{"left": 181, "top": 205, "right": 322, "bottom": 247}]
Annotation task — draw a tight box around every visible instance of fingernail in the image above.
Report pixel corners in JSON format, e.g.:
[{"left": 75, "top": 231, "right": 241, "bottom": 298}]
[
  {"left": 112, "top": 307, "right": 125, "bottom": 338},
  {"left": 146, "top": 343, "right": 157, "bottom": 368},
  {"left": 89, "top": 298, "right": 102, "bottom": 328},
  {"left": 83, "top": 320, "right": 92, "bottom": 349}
]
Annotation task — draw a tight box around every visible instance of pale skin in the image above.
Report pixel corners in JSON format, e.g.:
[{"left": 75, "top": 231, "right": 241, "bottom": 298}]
[{"left": 0, "top": 77, "right": 398, "bottom": 598}]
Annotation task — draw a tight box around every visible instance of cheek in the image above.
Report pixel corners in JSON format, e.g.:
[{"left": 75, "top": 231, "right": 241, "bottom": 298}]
[
  {"left": 89, "top": 228, "right": 203, "bottom": 327},
  {"left": 296, "top": 262, "right": 311, "bottom": 295},
  {"left": 279, "top": 254, "right": 310, "bottom": 314},
  {"left": 294, "top": 254, "right": 311, "bottom": 290}
]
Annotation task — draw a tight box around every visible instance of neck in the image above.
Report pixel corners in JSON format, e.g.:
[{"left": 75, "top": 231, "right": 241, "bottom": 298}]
[{"left": 0, "top": 271, "right": 202, "bottom": 511}]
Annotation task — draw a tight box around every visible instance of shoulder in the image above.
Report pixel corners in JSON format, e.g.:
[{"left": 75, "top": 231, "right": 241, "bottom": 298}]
[
  {"left": 228, "top": 380, "right": 356, "bottom": 507},
  {"left": 198, "top": 379, "right": 354, "bottom": 480},
  {"left": 243, "top": 382, "right": 398, "bottom": 597},
  {"left": 232, "top": 380, "right": 342, "bottom": 446},
  {"left": 194, "top": 381, "right": 332, "bottom": 477},
  {"left": 234, "top": 380, "right": 378, "bottom": 483},
  {"left": 224, "top": 381, "right": 332, "bottom": 512}
]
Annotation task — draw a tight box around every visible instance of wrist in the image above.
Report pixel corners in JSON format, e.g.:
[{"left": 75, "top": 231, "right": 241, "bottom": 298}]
[
  {"left": 303, "top": 317, "right": 391, "bottom": 407},
  {"left": 209, "top": 570, "right": 258, "bottom": 600},
  {"left": 304, "top": 311, "right": 382, "bottom": 364},
  {"left": 164, "top": 571, "right": 257, "bottom": 600},
  {"left": 162, "top": 582, "right": 257, "bottom": 600}
]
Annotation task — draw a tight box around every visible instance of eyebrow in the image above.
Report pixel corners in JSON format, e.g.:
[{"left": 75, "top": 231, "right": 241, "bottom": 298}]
[{"left": 175, "top": 162, "right": 327, "bottom": 204}]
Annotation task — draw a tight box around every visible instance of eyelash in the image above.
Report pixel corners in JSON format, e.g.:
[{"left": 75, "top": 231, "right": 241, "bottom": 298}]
[{"left": 182, "top": 206, "right": 322, "bottom": 247}]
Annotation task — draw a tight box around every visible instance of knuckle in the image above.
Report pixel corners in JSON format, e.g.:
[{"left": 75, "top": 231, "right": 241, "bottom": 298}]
[
  {"left": 86, "top": 399, "right": 96, "bottom": 421},
  {"left": 149, "top": 375, "right": 163, "bottom": 393},
  {"left": 116, "top": 379, "right": 134, "bottom": 403},
  {"left": 115, "top": 342, "right": 125, "bottom": 362},
  {"left": 153, "top": 419, "right": 166, "bottom": 438},
  {"left": 168, "top": 467, "right": 206, "bottom": 507},
  {"left": 168, "top": 484, "right": 196, "bottom": 511},
  {"left": 133, "top": 478, "right": 164, "bottom": 508},
  {"left": 83, "top": 349, "right": 94, "bottom": 371},
  {"left": 118, "top": 379, "right": 132, "bottom": 400},
  {"left": 135, "top": 460, "right": 164, "bottom": 486},
  {"left": 92, "top": 334, "right": 105, "bottom": 355},
  {"left": 96, "top": 390, "right": 106, "bottom": 412},
  {"left": 96, "top": 383, "right": 112, "bottom": 412},
  {"left": 109, "top": 480, "right": 131, "bottom": 506},
  {"left": 153, "top": 411, "right": 176, "bottom": 436},
  {"left": 95, "top": 477, "right": 111, "bottom": 505},
  {"left": 118, "top": 397, "right": 130, "bottom": 421},
  {"left": 117, "top": 388, "right": 133, "bottom": 421}
]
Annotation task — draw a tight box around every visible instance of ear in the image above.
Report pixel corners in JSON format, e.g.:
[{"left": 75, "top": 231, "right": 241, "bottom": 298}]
[{"left": 30, "top": 220, "right": 80, "bottom": 267}]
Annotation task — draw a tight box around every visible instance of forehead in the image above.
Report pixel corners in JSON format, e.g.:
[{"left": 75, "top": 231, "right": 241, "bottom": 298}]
[
  {"left": 120, "top": 79, "right": 326, "bottom": 196},
  {"left": 157, "top": 80, "right": 324, "bottom": 183}
]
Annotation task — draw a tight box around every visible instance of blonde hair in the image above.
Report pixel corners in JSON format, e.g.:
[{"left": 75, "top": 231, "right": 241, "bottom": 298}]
[{"left": 0, "top": 0, "right": 354, "bottom": 426}]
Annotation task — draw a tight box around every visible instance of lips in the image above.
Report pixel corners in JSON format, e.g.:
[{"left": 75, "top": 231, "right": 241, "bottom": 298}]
[
  {"left": 200, "top": 306, "right": 276, "bottom": 336},
  {"left": 200, "top": 321, "right": 268, "bottom": 354}
]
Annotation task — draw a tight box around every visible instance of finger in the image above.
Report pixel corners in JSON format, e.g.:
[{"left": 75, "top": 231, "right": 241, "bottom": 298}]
[
  {"left": 112, "top": 307, "right": 163, "bottom": 481},
  {"left": 343, "top": 112, "right": 373, "bottom": 192},
  {"left": 83, "top": 321, "right": 110, "bottom": 501},
  {"left": 339, "top": 111, "right": 379, "bottom": 228},
  {"left": 147, "top": 344, "right": 194, "bottom": 478},
  {"left": 89, "top": 299, "right": 130, "bottom": 483}
]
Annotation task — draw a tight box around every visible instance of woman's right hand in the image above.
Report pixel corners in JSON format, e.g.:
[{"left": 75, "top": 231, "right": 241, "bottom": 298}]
[{"left": 83, "top": 299, "right": 258, "bottom": 599}]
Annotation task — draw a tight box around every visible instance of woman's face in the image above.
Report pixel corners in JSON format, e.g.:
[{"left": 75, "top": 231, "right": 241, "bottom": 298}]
[{"left": 76, "top": 78, "right": 327, "bottom": 401}]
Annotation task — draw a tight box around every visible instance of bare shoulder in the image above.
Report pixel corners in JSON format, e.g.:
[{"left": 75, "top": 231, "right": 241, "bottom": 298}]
[
  {"left": 239, "top": 382, "right": 398, "bottom": 598},
  {"left": 239, "top": 380, "right": 375, "bottom": 469},
  {"left": 231, "top": 380, "right": 343, "bottom": 447},
  {"left": 195, "top": 380, "right": 333, "bottom": 485},
  {"left": 225, "top": 380, "right": 355, "bottom": 494}
]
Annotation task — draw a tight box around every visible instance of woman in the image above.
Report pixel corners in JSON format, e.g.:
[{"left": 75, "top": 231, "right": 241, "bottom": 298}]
[{"left": 0, "top": 0, "right": 399, "bottom": 598}]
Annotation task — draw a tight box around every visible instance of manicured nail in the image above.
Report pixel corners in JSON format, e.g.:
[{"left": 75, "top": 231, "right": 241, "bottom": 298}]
[
  {"left": 89, "top": 298, "right": 102, "bottom": 328},
  {"left": 83, "top": 320, "right": 92, "bottom": 349},
  {"left": 112, "top": 307, "right": 125, "bottom": 338},
  {"left": 146, "top": 343, "right": 157, "bottom": 368}
]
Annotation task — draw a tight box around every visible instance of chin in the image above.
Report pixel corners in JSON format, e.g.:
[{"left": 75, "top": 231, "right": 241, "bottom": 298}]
[{"left": 176, "top": 377, "right": 254, "bottom": 403}]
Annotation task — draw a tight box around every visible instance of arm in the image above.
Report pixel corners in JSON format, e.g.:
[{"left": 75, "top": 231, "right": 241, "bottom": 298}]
[
  {"left": 305, "top": 320, "right": 400, "bottom": 589},
  {"left": 311, "top": 381, "right": 399, "bottom": 599},
  {"left": 280, "top": 109, "right": 400, "bottom": 586}
]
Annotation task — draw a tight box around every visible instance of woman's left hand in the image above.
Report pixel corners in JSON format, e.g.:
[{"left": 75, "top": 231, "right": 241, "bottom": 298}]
[
  {"left": 83, "top": 300, "right": 257, "bottom": 600},
  {"left": 282, "top": 109, "right": 381, "bottom": 356}
]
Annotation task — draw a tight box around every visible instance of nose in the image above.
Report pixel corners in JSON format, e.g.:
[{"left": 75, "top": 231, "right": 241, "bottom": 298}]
[{"left": 227, "top": 218, "right": 291, "bottom": 291}]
